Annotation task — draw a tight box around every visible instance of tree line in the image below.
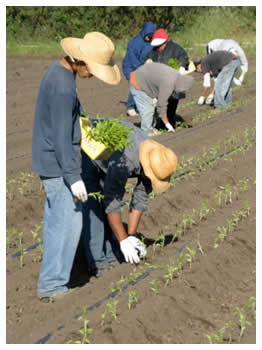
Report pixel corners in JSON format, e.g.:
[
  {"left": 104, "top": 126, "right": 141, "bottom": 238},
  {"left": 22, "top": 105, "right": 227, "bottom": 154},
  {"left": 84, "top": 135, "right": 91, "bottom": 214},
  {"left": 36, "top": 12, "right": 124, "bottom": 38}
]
[{"left": 7, "top": 6, "right": 255, "bottom": 41}]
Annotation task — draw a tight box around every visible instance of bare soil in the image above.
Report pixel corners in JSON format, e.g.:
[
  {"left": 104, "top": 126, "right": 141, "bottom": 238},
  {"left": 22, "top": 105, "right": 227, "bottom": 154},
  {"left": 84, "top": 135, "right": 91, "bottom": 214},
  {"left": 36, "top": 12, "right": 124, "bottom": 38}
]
[{"left": 6, "top": 55, "right": 256, "bottom": 344}]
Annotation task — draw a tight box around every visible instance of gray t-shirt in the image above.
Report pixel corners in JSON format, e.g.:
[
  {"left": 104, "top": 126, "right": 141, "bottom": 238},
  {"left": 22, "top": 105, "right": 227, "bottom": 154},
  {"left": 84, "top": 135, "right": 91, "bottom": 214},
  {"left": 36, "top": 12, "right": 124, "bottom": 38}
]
[
  {"left": 201, "top": 51, "right": 235, "bottom": 77},
  {"left": 134, "top": 62, "right": 193, "bottom": 117}
]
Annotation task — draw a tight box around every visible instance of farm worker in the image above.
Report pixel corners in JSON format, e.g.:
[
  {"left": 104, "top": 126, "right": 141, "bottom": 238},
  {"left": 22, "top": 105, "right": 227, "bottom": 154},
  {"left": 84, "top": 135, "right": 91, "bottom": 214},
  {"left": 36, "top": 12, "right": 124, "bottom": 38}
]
[
  {"left": 32, "top": 32, "right": 120, "bottom": 301},
  {"left": 207, "top": 39, "right": 248, "bottom": 85},
  {"left": 81, "top": 120, "right": 178, "bottom": 276},
  {"left": 194, "top": 50, "right": 240, "bottom": 110},
  {"left": 129, "top": 62, "right": 194, "bottom": 135},
  {"left": 122, "top": 21, "right": 156, "bottom": 117},
  {"left": 204, "top": 38, "right": 248, "bottom": 105},
  {"left": 144, "top": 28, "right": 190, "bottom": 128}
]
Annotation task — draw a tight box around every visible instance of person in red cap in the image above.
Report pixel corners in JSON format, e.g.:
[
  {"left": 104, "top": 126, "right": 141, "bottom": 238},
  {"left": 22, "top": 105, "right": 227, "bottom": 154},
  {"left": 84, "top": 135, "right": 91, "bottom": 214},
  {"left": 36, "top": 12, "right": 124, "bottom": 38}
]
[{"left": 144, "top": 28, "right": 190, "bottom": 129}]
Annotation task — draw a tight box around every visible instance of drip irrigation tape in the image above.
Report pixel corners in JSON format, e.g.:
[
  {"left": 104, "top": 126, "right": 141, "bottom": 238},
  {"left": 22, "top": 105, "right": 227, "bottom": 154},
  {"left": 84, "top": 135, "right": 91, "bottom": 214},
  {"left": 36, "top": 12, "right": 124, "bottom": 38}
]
[
  {"left": 11, "top": 138, "right": 255, "bottom": 260},
  {"left": 7, "top": 108, "right": 244, "bottom": 162},
  {"left": 35, "top": 243, "right": 187, "bottom": 344}
]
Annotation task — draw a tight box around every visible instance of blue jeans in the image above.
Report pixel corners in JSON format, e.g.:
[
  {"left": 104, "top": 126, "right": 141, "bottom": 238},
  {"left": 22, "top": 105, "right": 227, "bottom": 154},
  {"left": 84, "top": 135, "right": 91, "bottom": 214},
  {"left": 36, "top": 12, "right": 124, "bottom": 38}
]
[
  {"left": 81, "top": 154, "right": 122, "bottom": 272},
  {"left": 126, "top": 91, "right": 137, "bottom": 111},
  {"left": 214, "top": 58, "right": 240, "bottom": 109},
  {"left": 129, "top": 83, "right": 157, "bottom": 133},
  {"left": 37, "top": 177, "right": 83, "bottom": 298}
]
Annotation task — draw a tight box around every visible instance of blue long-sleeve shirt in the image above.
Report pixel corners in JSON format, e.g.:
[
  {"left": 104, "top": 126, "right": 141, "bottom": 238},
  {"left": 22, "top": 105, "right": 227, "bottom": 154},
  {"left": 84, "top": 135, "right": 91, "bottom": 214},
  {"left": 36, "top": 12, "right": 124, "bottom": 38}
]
[
  {"left": 32, "top": 60, "right": 83, "bottom": 186},
  {"left": 122, "top": 21, "right": 156, "bottom": 80}
]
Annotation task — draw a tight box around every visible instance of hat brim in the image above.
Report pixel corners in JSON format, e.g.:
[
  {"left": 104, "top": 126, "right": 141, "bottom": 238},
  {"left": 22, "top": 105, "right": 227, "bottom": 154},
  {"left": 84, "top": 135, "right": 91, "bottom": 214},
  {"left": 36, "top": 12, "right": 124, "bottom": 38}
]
[
  {"left": 61, "top": 37, "right": 121, "bottom": 85},
  {"left": 139, "top": 140, "right": 173, "bottom": 194},
  {"left": 151, "top": 38, "right": 167, "bottom": 47}
]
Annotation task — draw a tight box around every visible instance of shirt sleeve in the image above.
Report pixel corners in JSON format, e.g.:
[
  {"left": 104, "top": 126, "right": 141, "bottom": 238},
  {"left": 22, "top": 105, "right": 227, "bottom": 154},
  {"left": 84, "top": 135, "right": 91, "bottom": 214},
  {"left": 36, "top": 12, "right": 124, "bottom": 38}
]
[
  {"left": 50, "top": 92, "right": 82, "bottom": 186},
  {"left": 203, "top": 72, "right": 211, "bottom": 88},
  {"left": 130, "top": 176, "right": 152, "bottom": 211}
]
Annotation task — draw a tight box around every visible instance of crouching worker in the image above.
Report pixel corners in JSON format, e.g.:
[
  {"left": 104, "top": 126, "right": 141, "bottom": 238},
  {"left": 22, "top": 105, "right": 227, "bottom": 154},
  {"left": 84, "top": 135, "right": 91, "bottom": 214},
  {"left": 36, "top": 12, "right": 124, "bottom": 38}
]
[
  {"left": 194, "top": 50, "right": 240, "bottom": 109},
  {"left": 81, "top": 121, "right": 177, "bottom": 276},
  {"left": 32, "top": 32, "right": 120, "bottom": 301},
  {"left": 129, "top": 62, "right": 194, "bottom": 135}
]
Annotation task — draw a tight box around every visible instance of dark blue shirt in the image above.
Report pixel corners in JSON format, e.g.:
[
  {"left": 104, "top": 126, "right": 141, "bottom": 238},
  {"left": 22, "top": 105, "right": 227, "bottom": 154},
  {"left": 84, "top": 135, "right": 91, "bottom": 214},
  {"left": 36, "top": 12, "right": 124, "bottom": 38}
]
[
  {"left": 122, "top": 21, "right": 156, "bottom": 80},
  {"left": 32, "top": 60, "right": 83, "bottom": 186}
]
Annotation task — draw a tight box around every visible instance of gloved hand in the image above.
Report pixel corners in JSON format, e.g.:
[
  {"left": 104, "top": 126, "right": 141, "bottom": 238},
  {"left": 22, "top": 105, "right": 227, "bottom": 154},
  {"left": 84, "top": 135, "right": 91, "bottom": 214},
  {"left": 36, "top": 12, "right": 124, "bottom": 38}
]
[
  {"left": 198, "top": 96, "right": 205, "bottom": 105},
  {"left": 233, "top": 77, "right": 242, "bottom": 86},
  {"left": 120, "top": 237, "right": 140, "bottom": 264},
  {"left": 179, "top": 66, "right": 186, "bottom": 75},
  {"left": 152, "top": 98, "right": 158, "bottom": 107},
  {"left": 70, "top": 180, "right": 88, "bottom": 202},
  {"left": 239, "top": 74, "right": 245, "bottom": 84},
  {"left": 128, "top": 235, "right": 147, "bottom": 259},
  {"left": 205, "top": 93, "right": 214, "bottom": 105},
  {"left": 165, "top": 122, "right": 175, "bottom": 133},
  {"left": 145, "top": 58, "right": 153, "bottom": 64}
]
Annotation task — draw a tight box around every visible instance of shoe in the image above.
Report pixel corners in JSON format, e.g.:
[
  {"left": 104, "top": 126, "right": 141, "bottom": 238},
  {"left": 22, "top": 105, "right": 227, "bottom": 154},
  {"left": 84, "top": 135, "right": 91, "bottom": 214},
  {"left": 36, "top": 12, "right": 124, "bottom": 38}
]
[
  {"left": 126, "top": 109, "right": 138, "bottom": 117},
  {"left": 39, "top": 288, "right": 74, "bottom": 303},
  {"left": 148, "top": 128, "right": 163, "bottom": 137}
]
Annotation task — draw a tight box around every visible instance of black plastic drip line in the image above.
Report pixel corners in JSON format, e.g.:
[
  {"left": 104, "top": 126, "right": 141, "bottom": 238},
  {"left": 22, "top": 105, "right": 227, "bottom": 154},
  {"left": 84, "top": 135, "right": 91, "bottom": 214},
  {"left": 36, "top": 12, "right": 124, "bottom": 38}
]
[
  {"left": 162, "top": 109, "right": 241, "bottom": 144},
  {"left": 11, "top": 139, "right": 255, "bottom": 260},
  {"left": 35, "top": 242, "right": 188, "bottom": 344},
  {"left": 7, "top": 108, "right": 243, "bottom": 162}
]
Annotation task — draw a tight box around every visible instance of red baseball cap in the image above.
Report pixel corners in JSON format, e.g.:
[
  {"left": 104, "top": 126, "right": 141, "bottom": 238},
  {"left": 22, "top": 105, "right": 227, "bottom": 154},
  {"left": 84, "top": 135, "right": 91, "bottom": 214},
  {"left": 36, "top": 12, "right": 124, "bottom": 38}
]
[{"left": 151, "top": 28, "right": 169, "bottom": 47}]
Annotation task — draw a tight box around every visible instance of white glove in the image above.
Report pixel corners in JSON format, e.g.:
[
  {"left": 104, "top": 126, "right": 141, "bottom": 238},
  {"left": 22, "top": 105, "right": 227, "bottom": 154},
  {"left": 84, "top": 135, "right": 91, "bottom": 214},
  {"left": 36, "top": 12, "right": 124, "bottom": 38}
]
[
  {"left": 70, "top": 180, "right": 88, "bottom": 202},
  {"left": 233, "top": 77, "right": 242, "bottom": 86},
  {"left": 165, "top": 122, "right": 175, "bottom": 133},
  {"left": 205, "top": 93, "right": 214, "bottom": 105},
  {"left": 145, "top": 59, "right": 153, "bottom": 64},
  {"left": 152, "top": 98, "right": 158, "bottom": 107},
  {"left": 120, "top": 237, "right": 140, "bottom": 264},
  {"left": 198, "top": 96, "right": 205, "bottom": 105},
  {"left": 128, "top": 235, "right": 147, "bottom": 259},
  {"left": 179, "top": 66, "right": 186, "bottom": 75},
  {"left": 239, "top": 74, "right": 245, "bottom": 84}
]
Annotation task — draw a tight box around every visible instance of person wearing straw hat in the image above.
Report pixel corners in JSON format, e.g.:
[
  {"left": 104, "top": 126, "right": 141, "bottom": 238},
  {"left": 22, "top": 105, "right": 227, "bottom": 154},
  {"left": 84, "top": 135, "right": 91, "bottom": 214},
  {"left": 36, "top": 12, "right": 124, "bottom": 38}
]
[
  {"left": 32, "top": 32, "right": 120, "bottom": 301},
  {"left": 81, "top": 120, "right": 178, "bottom": 275}
]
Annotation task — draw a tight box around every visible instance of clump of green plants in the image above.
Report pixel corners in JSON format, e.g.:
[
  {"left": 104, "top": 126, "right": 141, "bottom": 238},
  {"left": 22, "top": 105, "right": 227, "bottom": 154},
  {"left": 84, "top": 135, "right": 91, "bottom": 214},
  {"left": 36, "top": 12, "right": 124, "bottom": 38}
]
[
  {"left": 85, "top": 116, "right": 133, "bottom": 151},
  {"left": 167, "top": 58, "right": 180, "bottom": 70}
]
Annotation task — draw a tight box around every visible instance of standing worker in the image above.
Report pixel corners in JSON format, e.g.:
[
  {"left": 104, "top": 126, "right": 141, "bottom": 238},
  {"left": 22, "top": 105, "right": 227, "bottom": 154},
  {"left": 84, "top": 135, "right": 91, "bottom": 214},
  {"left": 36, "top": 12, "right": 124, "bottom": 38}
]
[
  {"left": 122, "top": 21, "right": 156, "bottom": 117},
  {"left": 32, "top": 32, "right": 120, "bottom": 301},
  {"left": 81, "top": 121, "right": 178, "bottom": 276}
]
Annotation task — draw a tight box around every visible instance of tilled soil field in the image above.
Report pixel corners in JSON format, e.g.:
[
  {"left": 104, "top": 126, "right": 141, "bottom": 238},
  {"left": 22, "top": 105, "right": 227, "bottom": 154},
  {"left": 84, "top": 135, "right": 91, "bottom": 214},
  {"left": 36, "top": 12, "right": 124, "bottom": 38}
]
[{"left": 6, "top": 55, "right": 256, "bottom": 344}]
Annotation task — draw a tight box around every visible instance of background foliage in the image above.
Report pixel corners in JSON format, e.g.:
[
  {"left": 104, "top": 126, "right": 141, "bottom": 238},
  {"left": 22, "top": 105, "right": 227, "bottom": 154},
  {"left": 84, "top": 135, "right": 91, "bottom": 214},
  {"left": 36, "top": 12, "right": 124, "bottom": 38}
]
[{"left": 6, "top": 6, "right": 256, "bottom": 56}]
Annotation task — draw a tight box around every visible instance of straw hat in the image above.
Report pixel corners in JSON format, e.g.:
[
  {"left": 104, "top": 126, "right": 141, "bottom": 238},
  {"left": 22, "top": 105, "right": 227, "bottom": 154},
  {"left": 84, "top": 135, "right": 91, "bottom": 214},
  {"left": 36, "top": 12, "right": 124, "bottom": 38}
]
[
  {"left": 139, "top": 140, "right": 177, "bottom": 194},
  {"left": 60, "top": 32, "right": 121, "bottom": 85}
]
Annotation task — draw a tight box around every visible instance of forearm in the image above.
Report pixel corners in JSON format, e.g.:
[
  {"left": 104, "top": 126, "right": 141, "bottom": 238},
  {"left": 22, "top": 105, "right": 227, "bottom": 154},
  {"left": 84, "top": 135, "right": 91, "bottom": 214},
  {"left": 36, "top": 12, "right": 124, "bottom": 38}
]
[
  {"left": 200, "top": 86, "right": 209, "bottom": 97},
  {"left": 128, "top": 208, "right": 143, "bottom": 234},
  {"left": 107, "top": 212, "right": 128, "bottom": 242}
]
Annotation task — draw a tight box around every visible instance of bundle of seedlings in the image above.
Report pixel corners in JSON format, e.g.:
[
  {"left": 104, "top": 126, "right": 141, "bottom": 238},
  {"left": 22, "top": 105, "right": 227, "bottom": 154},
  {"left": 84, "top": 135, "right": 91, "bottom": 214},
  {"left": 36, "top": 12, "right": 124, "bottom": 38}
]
[{"left": 80, "top": 116, "right": 133, "bottom": 160}]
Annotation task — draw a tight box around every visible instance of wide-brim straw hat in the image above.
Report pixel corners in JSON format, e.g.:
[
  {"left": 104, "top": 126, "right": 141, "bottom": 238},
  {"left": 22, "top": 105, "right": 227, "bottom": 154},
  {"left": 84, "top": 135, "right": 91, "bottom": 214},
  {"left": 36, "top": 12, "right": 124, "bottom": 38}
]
[
  {"left": 139, "top": 140, "right": 178, "bottom": 194},
  {"left": 61, "top": 32, "right": 121, "bottom": 85}
]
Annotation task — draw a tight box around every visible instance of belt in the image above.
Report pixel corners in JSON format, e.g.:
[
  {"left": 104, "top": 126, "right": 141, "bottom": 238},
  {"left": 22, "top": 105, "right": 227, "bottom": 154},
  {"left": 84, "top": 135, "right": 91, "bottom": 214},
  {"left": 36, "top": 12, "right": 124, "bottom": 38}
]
[{"left": 130, "top": 71, "right": 140, "bottom": 90}]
